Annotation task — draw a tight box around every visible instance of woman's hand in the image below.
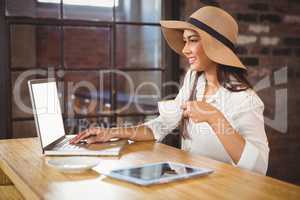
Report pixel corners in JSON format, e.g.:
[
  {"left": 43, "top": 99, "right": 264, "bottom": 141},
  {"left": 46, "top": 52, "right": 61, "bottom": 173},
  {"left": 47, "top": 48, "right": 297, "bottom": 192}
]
[
  {"left": 181, "top": 101, "right": 221, "bottom": 124},
  {"left": 69, "top": 127, "right": 115, "bottom": 144}
]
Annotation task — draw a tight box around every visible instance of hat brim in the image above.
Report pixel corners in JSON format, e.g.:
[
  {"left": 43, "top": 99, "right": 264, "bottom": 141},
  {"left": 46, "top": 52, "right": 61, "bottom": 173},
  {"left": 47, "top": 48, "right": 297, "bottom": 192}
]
[{"left": 160, "top": 20, "right": 246, "bottom": 70}]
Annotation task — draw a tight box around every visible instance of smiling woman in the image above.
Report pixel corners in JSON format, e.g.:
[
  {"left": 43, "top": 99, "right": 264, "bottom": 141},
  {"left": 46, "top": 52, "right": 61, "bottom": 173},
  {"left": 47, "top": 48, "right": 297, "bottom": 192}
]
[
  {"left": 182, "top": 30, "right": 212, "bottom": 72},
  {"left": 70, "top": 6, "right": 269, "bottom": 175},
  {"left": 150, "top": 6, "right": 268, "bottom": 174}
]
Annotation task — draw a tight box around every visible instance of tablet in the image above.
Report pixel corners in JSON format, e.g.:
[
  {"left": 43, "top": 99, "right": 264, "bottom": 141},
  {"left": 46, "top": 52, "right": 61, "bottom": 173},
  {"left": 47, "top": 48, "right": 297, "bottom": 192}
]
[{"left": 105, "top": 162, "right": 214, "bottom": 186}]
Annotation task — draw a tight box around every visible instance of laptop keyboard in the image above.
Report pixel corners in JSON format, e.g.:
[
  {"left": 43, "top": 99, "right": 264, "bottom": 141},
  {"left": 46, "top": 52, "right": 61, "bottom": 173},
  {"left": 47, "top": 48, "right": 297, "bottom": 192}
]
[{"left": 55, "top": 137, "right": 83, "bottom": 150}]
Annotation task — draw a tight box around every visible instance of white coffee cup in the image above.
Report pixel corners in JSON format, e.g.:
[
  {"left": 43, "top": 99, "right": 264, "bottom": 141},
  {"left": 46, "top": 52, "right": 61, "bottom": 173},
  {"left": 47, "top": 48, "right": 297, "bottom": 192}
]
[{"left": 157, "top": 100, "right": 182, "bottom": 120}]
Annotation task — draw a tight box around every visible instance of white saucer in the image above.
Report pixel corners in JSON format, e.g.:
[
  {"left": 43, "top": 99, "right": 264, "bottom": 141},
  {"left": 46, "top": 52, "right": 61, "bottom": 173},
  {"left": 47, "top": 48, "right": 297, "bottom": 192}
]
[{"left": 47, "top": 157, "right": 100, "bottom": 173}]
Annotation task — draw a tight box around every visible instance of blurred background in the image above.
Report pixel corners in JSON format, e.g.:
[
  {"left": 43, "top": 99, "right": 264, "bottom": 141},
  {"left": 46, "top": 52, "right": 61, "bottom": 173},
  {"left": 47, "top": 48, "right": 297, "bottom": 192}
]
[{"left": 0, "top": 0, "right": 299, "bottom": 185}]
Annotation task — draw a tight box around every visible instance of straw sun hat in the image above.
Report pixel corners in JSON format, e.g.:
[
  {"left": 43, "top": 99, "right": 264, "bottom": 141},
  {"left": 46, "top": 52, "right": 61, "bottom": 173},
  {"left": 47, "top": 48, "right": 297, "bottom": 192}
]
[{"left": 160, "top": 6, "right": 246, "bottom": 70}]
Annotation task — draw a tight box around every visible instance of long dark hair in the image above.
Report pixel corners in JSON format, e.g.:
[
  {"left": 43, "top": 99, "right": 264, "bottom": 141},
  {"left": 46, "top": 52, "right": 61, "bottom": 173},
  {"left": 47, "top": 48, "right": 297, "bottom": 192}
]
[
  {"left": 180, "top": 64, "right": 252, "bottom": 139},
  {"left": 217, "top": 64, "right": 252, "bottom": 92}
]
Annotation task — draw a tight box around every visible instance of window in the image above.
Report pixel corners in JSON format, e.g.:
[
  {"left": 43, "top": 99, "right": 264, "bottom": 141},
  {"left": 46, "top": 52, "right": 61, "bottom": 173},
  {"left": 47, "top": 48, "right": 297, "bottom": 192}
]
[
  {"left": 6, "top": 0, "right": 166, "bottom": 138},
  {"left": 38, "top": 0, "right": 119, "bottom": 8}
]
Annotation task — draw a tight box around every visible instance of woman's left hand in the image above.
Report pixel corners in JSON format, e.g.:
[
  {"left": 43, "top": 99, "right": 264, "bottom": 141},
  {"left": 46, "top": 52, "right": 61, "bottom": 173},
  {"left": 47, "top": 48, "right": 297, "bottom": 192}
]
[{"left": 181, "top": 101, "right": 221, "bottom": 124}]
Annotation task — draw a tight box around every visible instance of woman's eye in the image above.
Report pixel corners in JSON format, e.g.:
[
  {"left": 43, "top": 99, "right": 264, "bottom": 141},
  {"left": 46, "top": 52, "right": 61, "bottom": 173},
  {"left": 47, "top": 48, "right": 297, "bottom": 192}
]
[{"left": 190, "top": 39, "right": 198, "bottom": 42}]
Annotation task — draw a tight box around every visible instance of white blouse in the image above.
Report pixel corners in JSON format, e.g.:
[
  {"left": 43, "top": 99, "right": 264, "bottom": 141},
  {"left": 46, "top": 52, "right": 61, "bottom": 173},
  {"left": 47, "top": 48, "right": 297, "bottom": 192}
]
[{"left": 144, "top": 69, "right": 269, "bottom": 175}]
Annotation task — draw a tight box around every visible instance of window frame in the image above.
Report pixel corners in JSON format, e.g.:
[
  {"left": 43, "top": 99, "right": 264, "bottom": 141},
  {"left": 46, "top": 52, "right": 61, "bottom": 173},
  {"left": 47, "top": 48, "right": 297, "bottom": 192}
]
[{"left": 4, "top": 0, "right": 179, "bottom": 138}]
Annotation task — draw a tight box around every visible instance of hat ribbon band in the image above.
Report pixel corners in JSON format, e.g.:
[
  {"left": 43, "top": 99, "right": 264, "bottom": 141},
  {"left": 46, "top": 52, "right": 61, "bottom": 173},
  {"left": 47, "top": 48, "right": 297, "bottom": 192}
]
[{"left": 188, "top": 17, "right": 236, "bottom": 53}]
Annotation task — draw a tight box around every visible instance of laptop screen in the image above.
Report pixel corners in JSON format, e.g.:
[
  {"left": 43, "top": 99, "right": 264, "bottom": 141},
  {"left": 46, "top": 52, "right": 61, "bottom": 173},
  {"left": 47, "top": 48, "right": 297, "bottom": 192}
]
[{"left": 30, "top": 81, "right": 65, "bottom": 148}]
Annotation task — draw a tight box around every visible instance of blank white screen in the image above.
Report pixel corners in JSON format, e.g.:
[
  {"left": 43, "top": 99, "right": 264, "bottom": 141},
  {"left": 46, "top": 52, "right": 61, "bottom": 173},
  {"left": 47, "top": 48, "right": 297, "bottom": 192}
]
[{"left": 31, "top": 82, "right": 65, "bottom": 148}]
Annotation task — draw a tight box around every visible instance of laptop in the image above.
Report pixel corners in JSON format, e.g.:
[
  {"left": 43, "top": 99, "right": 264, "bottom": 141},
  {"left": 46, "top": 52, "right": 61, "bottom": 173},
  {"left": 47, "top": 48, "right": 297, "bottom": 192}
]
[{"left": 28, "top": 78, "right": 127, "bottom": 156}]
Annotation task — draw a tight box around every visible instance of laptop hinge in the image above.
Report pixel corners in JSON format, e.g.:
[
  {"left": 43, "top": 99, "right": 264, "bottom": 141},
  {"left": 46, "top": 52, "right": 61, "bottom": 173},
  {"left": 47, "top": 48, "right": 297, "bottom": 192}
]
[{"left": 44, "top": 135, "right": 66, "bottom": 150}]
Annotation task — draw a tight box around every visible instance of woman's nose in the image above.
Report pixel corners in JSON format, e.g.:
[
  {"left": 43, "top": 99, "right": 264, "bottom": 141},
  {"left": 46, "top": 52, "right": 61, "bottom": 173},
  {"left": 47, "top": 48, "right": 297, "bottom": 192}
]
[{"left": 182, "top": 42, "right": 191, "bottom": 56}]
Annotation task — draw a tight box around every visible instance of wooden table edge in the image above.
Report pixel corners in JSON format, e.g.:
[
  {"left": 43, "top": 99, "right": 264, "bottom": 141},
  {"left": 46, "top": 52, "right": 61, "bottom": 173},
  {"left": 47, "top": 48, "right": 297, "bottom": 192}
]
[{"left": 0, "top": 158, "right": 40, "bottom": 200}]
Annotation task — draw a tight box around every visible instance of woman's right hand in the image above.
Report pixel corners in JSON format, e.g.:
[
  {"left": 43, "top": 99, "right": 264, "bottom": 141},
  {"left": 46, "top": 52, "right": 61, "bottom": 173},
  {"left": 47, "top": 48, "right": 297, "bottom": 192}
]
[{"left": 69, "top": 127, "right": 115, "bottom": 144}]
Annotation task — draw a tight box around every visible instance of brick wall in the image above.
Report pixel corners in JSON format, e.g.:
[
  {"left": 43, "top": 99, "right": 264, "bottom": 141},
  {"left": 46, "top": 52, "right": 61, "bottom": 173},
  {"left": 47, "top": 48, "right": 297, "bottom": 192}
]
[{"left": 180, "top": 0, "right": 300, "bottom": 185}]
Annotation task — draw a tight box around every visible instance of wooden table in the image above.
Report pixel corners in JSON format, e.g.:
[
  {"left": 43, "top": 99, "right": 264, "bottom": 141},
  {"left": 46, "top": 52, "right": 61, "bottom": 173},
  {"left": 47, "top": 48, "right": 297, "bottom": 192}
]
[{"left": 0, "top": 138, "right": 299, "bottom": 200}]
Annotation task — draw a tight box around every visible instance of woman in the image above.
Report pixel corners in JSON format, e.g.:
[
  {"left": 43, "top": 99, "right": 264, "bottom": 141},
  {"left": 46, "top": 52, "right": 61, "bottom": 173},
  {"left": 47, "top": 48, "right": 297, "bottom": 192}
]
[{"left": 70, "top": 6, "right": 269, "bottom": 175}]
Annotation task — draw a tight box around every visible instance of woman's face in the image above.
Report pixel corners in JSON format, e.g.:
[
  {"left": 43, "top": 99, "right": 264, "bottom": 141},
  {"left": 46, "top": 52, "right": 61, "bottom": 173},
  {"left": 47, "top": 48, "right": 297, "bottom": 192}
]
[{"left": 182, "top": 29, "right": 214, "bottom": 71}]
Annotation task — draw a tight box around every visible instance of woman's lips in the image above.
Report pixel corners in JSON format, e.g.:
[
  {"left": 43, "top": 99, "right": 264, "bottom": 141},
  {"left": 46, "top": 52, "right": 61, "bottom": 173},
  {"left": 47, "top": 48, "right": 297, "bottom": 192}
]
[{"left": 188, "top": 57, "right": 196, "bottom": 64}]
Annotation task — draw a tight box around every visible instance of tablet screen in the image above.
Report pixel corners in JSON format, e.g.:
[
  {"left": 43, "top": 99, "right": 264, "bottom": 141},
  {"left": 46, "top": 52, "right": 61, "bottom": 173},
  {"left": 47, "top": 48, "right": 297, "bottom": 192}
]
[{"left": 111, "top": 162, "right": 204, "bottom": 181}]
